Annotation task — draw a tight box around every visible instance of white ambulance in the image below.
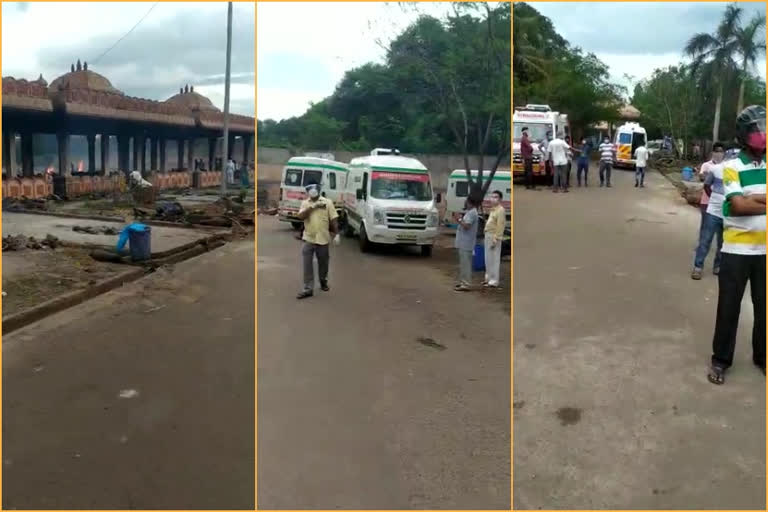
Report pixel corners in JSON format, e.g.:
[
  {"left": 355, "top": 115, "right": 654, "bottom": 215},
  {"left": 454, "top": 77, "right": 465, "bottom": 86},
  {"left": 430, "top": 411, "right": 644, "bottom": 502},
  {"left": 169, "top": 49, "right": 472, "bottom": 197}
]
[
  {"left": 342, "top": 148, "right": 440, "bottom": 256},
  {"left": 278, "top": 156, "right": 348, "bottom": 230},
  {"left": 444, "top": 169, "right": 511, "bottom": 225},
  {"left": 612, "top": 122, "right": 647, "bottom": 168},
  {"left": 512, "top": 104, "right": 569, "bottom": 180}
]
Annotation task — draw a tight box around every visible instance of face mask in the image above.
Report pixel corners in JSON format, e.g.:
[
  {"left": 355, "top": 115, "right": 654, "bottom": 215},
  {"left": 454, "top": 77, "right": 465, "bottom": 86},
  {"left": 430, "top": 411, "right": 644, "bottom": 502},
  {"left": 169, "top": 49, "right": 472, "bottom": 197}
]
[
  {"left": 746, "top": 132, "right": 767, "bottom": 153},
  {"left": 308, "top": 188, "right": 319, "bottom": 199},
  {"left": 712, "top": 151, "right": 724, "bottom": 163},
  {"left": 490, "top": 196, "right": 500, "bottom": 205}
]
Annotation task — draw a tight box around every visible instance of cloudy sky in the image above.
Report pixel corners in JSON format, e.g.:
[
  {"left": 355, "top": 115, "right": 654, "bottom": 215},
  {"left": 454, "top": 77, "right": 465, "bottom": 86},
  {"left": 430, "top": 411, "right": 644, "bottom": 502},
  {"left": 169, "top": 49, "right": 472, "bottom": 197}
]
[
  {"left": 257, "top": 2, "right": 458, "bottom": 121},
  {"left": 2, "top": 2, "right": 255, "bottom": 116},
  {"left": 530, "top": 1, "right": 766, "bottom": 97}
]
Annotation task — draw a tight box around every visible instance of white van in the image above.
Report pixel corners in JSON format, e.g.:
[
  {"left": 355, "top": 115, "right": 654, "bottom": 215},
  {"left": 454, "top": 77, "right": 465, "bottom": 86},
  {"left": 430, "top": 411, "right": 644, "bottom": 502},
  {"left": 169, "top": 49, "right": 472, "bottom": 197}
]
[
  {"left": 613, "top": 122, "right": 647, "bottom": 168},
  {"left": 278, "top": 156, "right": 348, "bottom": 229},
  {"left": 342, "top": 149, "right": 440, "bottom": 256},
  {"left": 512, "top": 105, "right": 569, "bottom": 180},
  {"left": 444, "top": 169, "right": 511, "bottom": 226}
]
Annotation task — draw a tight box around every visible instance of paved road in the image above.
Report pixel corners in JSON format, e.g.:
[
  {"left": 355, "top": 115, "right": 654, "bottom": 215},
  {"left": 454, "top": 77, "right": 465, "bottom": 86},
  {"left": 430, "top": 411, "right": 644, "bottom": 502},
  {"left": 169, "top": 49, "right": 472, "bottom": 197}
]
[
  {"left": 257, "top": 217, "right": 510, "bottom": 509},
  {"left": 3, "top": 241, "right": 254, "bottom": 510},
  {"left": 513, "top": 166, "right": 765, "bottom": 509}
]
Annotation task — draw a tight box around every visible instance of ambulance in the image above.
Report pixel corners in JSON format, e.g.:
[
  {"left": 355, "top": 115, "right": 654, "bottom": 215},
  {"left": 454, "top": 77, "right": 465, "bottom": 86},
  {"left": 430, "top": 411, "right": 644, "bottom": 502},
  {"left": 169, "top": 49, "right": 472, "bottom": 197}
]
[
  {"left": 342, "top": 148, "right": 440, "bottom": 257},
  {"left": 278, "top": 156, "right": 349, "bottom": 230},
  {"left": 612, "top": 122, "right": 647, "bottom": 168},
  {"left": 512, "top": 104, "right": 569, "bottom": 181},
  {"left": 444, "top": 169, "right": 511, "bottom": 225}
]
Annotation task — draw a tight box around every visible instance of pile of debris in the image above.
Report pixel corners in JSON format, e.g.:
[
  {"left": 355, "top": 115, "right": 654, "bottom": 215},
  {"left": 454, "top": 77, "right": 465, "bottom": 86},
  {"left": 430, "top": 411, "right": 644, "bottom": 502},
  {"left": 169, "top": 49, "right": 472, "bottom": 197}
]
[
  {"left": 72, "top": 225, "right": 120, "bottom": 236},
  {"left": 3, "top": 234, "right": 60, "bottom": 251},
  {"left": 3, "top": 196, "right": 49, "bottom": 211},
  {"left": 133, "top": 196, "right": 254, "bottom": 228}
]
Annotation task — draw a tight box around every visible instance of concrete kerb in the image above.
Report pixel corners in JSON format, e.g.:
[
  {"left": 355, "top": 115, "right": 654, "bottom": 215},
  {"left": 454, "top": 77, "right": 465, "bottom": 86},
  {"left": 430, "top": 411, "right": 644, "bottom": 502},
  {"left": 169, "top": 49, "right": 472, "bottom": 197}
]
[{"left": 2, "top": 234, "right": 232, "bottom": 335}]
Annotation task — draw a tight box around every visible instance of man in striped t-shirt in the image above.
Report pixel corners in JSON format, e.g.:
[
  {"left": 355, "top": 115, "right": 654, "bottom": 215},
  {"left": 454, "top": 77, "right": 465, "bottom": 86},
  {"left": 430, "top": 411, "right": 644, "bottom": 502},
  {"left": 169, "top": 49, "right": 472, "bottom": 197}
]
[
  {"left": 598, "top": 137, "right": 615, "bottom": 187},
  {"left": 708, "top": 105, "right": 766, "bottom": 385}
]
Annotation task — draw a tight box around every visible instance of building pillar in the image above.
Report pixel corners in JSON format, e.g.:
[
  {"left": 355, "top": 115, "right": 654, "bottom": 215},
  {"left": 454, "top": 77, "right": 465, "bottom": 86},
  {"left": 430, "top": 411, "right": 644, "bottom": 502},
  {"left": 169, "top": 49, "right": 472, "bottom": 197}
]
[
  {"left": 21, "top": 132, "right": 34, "bottom": 177},
  {"left": 242, "top": 134, "right": 252, "bottom": 167},
  {"left": 3, "top": 130, "right": 12, "bottom": 176},
  {"left": 150, "top": 137, "right": 158, "bottom": 170},
  {"left": 117, "top": 135, "right": 130, "bottom": 176},
  {"left": 100, "top": 134, "right": 110, "bottom": 175},
  {"left": 227, "top": 133, "right": 236, "bottom": 161},
  {"left": 87, "top": 134, "right": 96, "bottom": 174},
  {"left": 208, "top": 137, "right": 216, "bottom": 171},
  {"left": 177, "top": 139, "right": 184, "bottom": 171},
  {"left": 139, "top": 136, "right": 147, "bottom": 173},
  {"left": 159, "top": 138, "right": 167, "bottom": 172},
  {"left": 187, "top": 138, "right": 194, "bottom": 172},
  {"left": 57, "top": 132, "right": 70, "bottom": 176}
]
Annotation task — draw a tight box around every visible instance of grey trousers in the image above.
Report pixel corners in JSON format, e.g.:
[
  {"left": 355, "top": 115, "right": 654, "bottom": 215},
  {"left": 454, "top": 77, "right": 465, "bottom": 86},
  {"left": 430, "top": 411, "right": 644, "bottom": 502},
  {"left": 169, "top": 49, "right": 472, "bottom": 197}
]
[
  {"left": 458, "top": 249, "right": 473, "bottom": 285},
  {"left": 599, "top": 161, "right": 612, "bottom": 184},
  {"left": 302, "top": 242, "right": 329, "bottom": 291},
  {"left": 554, "top": 164, "right": 568, "bottom": 189}
]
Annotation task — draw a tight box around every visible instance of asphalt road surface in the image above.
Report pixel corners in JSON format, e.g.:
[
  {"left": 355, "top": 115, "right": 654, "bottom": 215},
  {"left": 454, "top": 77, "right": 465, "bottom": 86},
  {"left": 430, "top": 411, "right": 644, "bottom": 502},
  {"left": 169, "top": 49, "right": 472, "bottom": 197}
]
[
  {"left": 513, "top": 165, "right": 765, "bottom": 509},
  {"left": 3, "top": 241, "right": 255, "bottom": 510},
  {"left": 257, "top": 217, "right": 510, "bottom": 509}
]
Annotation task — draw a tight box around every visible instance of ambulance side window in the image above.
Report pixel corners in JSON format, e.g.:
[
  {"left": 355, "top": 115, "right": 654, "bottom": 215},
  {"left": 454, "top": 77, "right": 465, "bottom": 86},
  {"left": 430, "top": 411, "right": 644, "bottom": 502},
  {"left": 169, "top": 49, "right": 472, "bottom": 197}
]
[
  {"left": 455, "top": 181, "right": 469, "bottom": 197},
  {"left": 329, "top": 172, "right": 337, "bottom": 190}
]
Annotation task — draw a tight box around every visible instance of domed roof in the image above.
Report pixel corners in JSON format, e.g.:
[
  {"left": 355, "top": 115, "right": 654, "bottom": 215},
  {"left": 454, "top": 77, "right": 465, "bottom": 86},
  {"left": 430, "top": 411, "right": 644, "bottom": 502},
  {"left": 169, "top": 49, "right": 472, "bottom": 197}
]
[
  {"left": 49, "top": 60, "right": 123, "bottom": 95},
  {"left": 165, "top": 85, "right": 220, "bottom": 112}
]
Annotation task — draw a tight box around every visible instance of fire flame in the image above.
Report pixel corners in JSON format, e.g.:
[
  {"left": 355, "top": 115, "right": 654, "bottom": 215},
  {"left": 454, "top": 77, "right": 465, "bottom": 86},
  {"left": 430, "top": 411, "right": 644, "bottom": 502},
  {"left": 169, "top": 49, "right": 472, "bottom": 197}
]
[{"left": 78, "top": 160, "right": 84, "bottom": 172}]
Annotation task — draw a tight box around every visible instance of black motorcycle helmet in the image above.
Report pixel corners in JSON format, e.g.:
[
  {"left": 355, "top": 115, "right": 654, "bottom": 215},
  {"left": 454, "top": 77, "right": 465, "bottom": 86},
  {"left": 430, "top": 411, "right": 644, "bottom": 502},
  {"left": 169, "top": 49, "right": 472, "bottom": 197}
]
[{"left": 735, "top": 105, "right": 766, "bottom": 148}]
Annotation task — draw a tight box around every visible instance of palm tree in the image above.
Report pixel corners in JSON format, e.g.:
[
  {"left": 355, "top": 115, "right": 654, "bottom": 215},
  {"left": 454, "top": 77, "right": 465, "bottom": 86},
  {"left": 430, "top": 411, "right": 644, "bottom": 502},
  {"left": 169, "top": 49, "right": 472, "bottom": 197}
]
[
  {"left": 734, "top": 12, "right": 766, "bottom": 114},
  {"left": 685, "top": 4, "right": 741, "bottom": 142}
]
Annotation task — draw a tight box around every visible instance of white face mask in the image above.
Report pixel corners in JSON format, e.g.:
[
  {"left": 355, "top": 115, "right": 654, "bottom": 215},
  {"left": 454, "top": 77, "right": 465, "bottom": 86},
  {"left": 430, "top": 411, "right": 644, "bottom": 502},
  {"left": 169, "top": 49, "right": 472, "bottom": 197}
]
[
  {"left": 490, "top": 196, "right": 500, "bottom": 205},
  {"left": 308, "top": 188, "right": 319, "bottom": 199}
]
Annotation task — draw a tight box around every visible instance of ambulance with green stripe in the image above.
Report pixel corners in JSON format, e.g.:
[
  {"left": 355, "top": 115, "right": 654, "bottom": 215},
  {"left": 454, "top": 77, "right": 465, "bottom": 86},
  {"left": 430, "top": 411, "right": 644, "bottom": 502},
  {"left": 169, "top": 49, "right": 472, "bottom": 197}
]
[
  {"left": 341, "top": 149, "right": 440, "bottom": 257},
  {"left": 278, "top": 156, "right": 349, "bottom": 229},
  {"left": 445, "top": 169, "right": 511, "bottom": 226}
]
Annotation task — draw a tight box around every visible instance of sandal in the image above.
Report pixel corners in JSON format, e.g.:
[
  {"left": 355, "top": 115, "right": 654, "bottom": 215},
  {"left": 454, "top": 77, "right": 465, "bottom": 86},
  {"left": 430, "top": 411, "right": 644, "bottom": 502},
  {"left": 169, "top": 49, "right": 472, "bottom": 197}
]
[{"left": 707, "top": 364, "right": 726, "bottom": 385}]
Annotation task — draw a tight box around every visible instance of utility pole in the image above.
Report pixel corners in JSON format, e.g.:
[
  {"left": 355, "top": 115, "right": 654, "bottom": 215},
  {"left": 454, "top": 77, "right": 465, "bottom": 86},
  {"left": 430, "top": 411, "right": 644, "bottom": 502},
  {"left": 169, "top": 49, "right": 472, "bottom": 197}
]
[{"left": 220, "top": 1, "right": 233, "bottom": 194}]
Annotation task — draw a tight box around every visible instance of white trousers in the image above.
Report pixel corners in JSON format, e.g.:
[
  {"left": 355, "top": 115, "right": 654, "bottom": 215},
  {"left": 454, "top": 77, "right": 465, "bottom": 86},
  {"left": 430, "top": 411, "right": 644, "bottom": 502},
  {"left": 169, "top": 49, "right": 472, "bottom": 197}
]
[{"left": 484, "top": 235, "right": 502, "bottom": 286}]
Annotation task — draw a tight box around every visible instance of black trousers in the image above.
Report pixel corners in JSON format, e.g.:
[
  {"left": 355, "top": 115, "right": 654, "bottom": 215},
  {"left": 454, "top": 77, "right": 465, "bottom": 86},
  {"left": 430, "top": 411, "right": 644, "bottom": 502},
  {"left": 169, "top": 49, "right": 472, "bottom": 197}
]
[
  {"left": 524, "top": 159, "right": 534, "bottom": 188},
  {"left": 712, "top": 253, "right": 766, "bottom": 369}
]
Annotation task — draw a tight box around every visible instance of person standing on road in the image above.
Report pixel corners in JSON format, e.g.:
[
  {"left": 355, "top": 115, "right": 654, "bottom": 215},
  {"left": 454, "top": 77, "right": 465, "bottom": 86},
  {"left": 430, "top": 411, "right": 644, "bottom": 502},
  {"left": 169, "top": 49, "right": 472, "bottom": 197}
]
[
  {"left": 598, "top": 137, "right": 615, "bottom": 187},
  {"left": 576, "top": 138, "right": 591, "bottom": 187},
  {"left": 453, "top": 196, "right": 480, "bottom": 292},
  {"left": 483, "top": 190, "right": 506, "bottom": 288},
  {"left": 548, "top": 132, "right": 570, "bottom": 193},
  {"left": 521, "top": 128, "right": 536, "bottom": 190},
  {"left": 633, "top": 142, "right": 650, "bottom": 188},
  {"left": 708, "top": 105, "right": 766, "bottom": 385},
  {"left": 692, "top": 142, "right": 726, "bottom": 280},
  {"left": 226, "top": 158, "right": 236, "bottom": 185},
  {"left": 296, "top": 183, "right": 340, "bottom": 299},
  {"left": 565, "top": 136, "right": 574, "bottom": 188}
]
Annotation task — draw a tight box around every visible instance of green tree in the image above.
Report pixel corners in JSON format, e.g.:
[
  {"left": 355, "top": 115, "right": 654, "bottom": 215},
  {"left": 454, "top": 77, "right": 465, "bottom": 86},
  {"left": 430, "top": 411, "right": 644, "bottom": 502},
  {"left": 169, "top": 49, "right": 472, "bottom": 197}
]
[
  {"left": 734, "top": 10, "right": 766, "bottom": 114},
  {"left": 685, "top": 3, "right": 741, "bottom": 142}
]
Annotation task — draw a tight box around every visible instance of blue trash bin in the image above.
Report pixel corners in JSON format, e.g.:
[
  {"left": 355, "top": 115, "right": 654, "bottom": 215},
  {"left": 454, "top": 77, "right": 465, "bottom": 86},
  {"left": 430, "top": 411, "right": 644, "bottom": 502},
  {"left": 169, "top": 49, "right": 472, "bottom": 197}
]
[
  {"left": 117, "top": 223, "right": 152, "bottom": 261},
  {"left": 682, "top": 166, "right": 694, "bottom": 181},
  {"left": 472, "top": 242, "right": 485, "bottom": 272}
]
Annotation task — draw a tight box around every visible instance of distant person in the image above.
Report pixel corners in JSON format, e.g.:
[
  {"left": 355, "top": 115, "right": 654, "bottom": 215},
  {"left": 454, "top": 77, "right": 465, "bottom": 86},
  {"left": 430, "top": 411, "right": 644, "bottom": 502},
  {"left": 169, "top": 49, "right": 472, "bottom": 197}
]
[
  {"left": 633, "top": 142, "right": 650, "bottom": 188},
  {"left": 547, "top": 132, "right": 570, "bottom": 193},
  {"left": 576, "top": 138, "right": 591, "bottom": 187},
  {"left": 708, "top": 105, "right": 766, "bottom": 385},
  {"left": 520, "top": 127, "right": 535, "bottom": 190},
  {"left": 691, "top": 142, "right": 726, "bottom": 280},
  {"left": 296, "top": 183, "right": 340, "bottom": 299},
  {"left": 226, "top": 158, "right": 236, "bottom": 185},
  {"left": 240, "top": 161, "right": 249, "bottom": 187},
  {"left": 564, "top": 136, "right": 574, "bottom": 188},
  {"left": 598, "top": 137, "right": 615, "bottom": 187},
  {"left": 483, "top": 190, "right": 506, "bottom": 288},
  {"left": 453, "top": 196, "right": 480, "bottom": 292}
]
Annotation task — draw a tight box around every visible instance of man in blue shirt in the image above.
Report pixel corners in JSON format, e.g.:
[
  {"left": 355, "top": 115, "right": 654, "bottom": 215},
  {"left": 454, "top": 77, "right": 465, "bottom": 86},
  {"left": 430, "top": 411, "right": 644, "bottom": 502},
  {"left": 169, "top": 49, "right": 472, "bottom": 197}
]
[
  {"left": 576, "top": 138, "right": 591, "bottom": 187},
  {"left": 453, "top": 196, "right": 480, "bottom": 291}
]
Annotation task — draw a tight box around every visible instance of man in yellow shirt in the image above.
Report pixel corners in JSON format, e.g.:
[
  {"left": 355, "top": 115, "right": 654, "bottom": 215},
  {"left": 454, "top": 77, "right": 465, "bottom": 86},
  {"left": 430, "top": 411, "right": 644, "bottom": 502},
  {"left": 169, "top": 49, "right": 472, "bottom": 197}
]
[
  {"left": 483, "top": 190, "right": 506, "bottom": 288},
  {"left": 296, "top": 184, "right": 340, "bottom": 299}
]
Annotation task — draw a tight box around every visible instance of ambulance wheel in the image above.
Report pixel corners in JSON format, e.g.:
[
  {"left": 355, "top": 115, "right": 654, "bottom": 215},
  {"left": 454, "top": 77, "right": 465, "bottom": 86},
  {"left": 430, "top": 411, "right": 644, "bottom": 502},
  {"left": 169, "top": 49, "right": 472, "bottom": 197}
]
[
  {"left": 359, "top": 224, "right": 372, "bottom": 252},
  {"left": 421, "top": 245, "right": 433, "bottom": 257},
  {"left": 291, "top": 222, "right": 302, "bottom": 231}
]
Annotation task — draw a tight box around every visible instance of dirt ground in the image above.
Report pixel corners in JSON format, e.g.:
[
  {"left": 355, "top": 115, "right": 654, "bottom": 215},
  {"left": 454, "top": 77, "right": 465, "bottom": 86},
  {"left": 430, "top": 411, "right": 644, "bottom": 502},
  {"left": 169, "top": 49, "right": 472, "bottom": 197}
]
[
  {"left": 2, "top": 240, "right": 254, "bottom": 509},
  {"left": 2, "top": 248, "right": 123, "bottom": 316},
  {"left": 257, "top": 216, "right": 510, "bottom": 509},
  {"left": 513, "top": 164, "right": 765, "bottom": 509}
]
